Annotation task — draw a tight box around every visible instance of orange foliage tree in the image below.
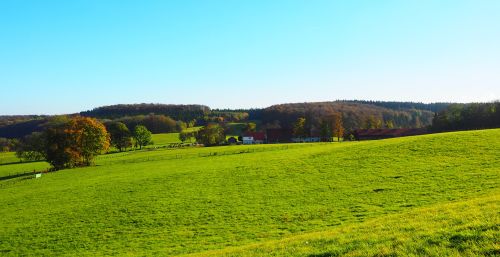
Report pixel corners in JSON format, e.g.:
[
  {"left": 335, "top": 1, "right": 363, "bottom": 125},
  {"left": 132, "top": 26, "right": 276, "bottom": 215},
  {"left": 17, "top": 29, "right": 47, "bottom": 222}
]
[{"left": 45, "top": 116, "right": 109, "bottom": 169}]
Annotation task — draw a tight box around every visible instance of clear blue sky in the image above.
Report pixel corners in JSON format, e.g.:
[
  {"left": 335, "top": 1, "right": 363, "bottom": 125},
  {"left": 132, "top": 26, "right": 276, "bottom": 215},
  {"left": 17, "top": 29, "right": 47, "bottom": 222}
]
[{"left": 1, "top": 0, "right": 499, "bottom": 115}]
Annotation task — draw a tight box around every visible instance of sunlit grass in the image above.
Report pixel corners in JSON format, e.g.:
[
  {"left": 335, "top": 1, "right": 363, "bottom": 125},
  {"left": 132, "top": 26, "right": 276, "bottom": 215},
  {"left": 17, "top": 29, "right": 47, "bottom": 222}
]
[{"left": 0, "top": 129, "right": 498, "bottom": 256}]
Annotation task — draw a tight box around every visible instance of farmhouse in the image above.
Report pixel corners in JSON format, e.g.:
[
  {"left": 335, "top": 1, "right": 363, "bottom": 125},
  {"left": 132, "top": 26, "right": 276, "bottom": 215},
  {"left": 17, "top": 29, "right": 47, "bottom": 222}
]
[
  {"left": 353, "top": 128, "right": 428, "bottom": 140},
  {"left": 242, "top": 132, "right": 266, "bottom": 144}
]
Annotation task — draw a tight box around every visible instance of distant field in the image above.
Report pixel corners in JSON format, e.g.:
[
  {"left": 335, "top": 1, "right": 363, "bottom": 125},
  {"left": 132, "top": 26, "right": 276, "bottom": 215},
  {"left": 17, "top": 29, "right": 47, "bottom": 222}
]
[
  {"left": 0, "top": 129, "right": 499, "bottom": 256},
  {"left": 150, "top": 127, "right": 201, "bottom": 146},
  {"left": 151, "top": 132, "right": 182, "bottom": 145},
  {"left": 0, "top": 152, "right": 20, "bottom": 165}
]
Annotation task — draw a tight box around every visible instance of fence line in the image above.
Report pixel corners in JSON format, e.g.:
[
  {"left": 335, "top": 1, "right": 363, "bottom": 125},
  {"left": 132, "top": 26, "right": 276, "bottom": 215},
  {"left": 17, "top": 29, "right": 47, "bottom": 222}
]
[
  {"left": 0, "top": 142, "right": 328, "bottom": 187},
  {"left": 98, "top": 143, "right": 319, "bottom": 166}
]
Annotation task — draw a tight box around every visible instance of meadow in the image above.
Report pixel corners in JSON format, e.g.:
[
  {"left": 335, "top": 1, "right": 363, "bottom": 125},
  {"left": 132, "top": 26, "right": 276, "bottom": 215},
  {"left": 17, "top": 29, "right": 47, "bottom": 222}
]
[{"left": 0, "top": 129, "right": 498, "bottom": 256}]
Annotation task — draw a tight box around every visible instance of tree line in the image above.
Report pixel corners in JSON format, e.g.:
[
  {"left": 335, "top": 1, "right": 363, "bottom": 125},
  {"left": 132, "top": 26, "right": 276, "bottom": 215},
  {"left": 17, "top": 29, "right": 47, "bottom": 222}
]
[
  {"left": 80, "top": 103, "right": 210, "bottom": 121},
  {"left": 432, "top": 102, "right": 500, "bottom": 132},
  {"left": 15, "top": 116, "right": 155, "bottom": 170},
  {"left": 2, "top": 101, "right": 497, "bottom": 141},
  {"left": 259, "top": 102, "right": 433, "bottom": 133}
]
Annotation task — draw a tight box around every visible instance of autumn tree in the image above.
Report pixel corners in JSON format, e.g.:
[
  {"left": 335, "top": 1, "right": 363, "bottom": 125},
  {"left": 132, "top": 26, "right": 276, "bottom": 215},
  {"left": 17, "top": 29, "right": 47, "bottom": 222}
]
[
  {"left": 133, "top": 125, "right": 152, "bottom": 149},
  {"left": 67, "top": 116, "right": 110, "bottom": 166},
  {"left": 332, "top": 112, "right": 344, "bottom": 142},
  {"left": 107, "top": 122, "right": 132, "bottom": 152},
  {"left": 293, "top": 117, "right": 307, "bottom": 139},
  {"left": 42, "top": 116, "right": 109, "bottom": 169}
]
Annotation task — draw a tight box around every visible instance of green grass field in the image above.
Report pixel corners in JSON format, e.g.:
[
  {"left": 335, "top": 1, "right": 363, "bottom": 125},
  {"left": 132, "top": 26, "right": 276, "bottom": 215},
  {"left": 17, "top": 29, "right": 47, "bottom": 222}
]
[
  {"left": 151, "top": 132, "right": 183, "bottom": 145},
  {"left": 150, "top": 127, "right": 202, "bottom": 146},
  {"left": 0, "top": 129, "right": 499, "bottom": 256},
  {"left": 0, "top": 152, "right": 20, "bottom": 164}
]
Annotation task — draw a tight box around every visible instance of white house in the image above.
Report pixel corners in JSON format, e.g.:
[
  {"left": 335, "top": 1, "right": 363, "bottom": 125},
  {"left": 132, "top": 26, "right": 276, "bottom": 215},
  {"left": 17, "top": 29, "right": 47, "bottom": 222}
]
[{"left": 242, "top": 136, "right": 254, "bottom": 144}]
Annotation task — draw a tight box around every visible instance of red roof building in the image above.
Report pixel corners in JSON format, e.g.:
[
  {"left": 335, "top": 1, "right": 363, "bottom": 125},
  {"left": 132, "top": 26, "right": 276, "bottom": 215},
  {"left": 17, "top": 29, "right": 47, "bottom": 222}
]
[{"left": 243, "top": 132, "right": 266, "bottom": 141}]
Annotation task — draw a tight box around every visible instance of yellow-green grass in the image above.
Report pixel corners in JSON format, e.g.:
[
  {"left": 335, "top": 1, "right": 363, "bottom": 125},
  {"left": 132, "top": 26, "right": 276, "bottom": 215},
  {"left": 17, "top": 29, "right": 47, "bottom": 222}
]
[
  {"left": 0, "top": 152, "right": 20, "bottom": 164},
  {"left": 0, "top": 129, "right": 499, "bottom": 256},
  {"left": 151, "top": 132, "right": 182, "bottom": 145},
  {"left": 189, "top": 193, "right": 499, "bottom": 257},
  {"left": 0, "top": 152, "right": 50, "bottom": 178}
]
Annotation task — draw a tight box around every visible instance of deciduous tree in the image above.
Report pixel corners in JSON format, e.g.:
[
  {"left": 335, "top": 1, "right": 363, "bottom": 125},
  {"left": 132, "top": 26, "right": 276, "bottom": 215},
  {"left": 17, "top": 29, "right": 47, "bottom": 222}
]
[
  {"left": 293, "top": 117, "right": 307, "bottom": 138},
  {"left": 108, "top": 122, "right": 132, "bottom": 152},
  {"left": 133, "top": 125, "right": 152, "bottom": 149},
  {"left": 195, "top": 124, "right": 225, "bottom": 146},
  {"left": 67, "top": 116, "right": 110, "bottom": 166}
]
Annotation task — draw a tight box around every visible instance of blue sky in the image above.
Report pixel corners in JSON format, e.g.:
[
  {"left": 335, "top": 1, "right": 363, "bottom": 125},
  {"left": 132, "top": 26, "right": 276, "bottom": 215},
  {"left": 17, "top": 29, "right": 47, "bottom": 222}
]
[{"left": 1, "top": 0, "right": 499, "bottom": 114}]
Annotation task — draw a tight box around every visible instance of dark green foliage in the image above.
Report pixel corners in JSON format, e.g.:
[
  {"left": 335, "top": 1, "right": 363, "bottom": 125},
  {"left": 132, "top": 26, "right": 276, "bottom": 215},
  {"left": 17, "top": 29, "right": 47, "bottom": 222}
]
[
  {"left": 81, "top": 103, "right": 210, "bottom": 121},
  {"left": 196, "top": 124, "right": 225, "bottom": 146},
  {"left": 0, "top": 137, "right": 19, "bottom": 152},
  {"left": 44, "top": 120, "right": 77, "bottom": 169},
  {"left": 0, "top": 119, "right": 46, "bottom": 139},
  {"left": 342, "top": 100, "right": 452, "bottom": 112},
  {"left": 118, "top": 114, "right": 178, "bottom": 134},
  {"left": 179, "top": 131, "right": 196, "bottom": 143},
  {"left": 208, "top": 110, "right": 250, "bottom": 123},
  {"left": 432, "top": 102, "right": 500, "bottom": 131},
  {"left": 107, "top": 122, "right": 132, "bottom": 152},
  {"left": 15, "top": 132, "right": 46, "bottom": 161}
]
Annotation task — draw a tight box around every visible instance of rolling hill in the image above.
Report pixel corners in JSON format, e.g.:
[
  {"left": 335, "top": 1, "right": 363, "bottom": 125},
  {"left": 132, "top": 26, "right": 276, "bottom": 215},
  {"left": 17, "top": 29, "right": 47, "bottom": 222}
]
[{"left": 0, "top": 129, "right": 498, "bottom": 256}]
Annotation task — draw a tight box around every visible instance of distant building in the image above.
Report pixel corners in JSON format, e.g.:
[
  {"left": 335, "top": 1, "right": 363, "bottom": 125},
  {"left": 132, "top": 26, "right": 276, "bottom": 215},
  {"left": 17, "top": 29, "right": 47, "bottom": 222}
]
[
  {"left": 242, "top": 132, "right": 266, "bottom": 144},
  {"left": 292, "top": 127, "right": 321, "bottom": 143},
  {"left": 242, "top": 136, "right": 253, "bottom": 144},
  {"left": 353, "top": 128, "right": 428, "bottom": 140},
  {"left": 266, "top": 129, "right": 293, "bottom": 143}
]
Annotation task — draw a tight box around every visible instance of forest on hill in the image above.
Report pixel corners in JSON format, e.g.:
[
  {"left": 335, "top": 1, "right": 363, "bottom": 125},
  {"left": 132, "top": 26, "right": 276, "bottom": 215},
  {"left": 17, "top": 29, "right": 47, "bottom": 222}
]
[
  {"left": 79, "top": 103, "right": 211, "bottom": 121},
  {"left": 1, "top": 101, "right": 499, "bottom": 141},
  {"left": 259, "top": 101, "right": 435, "bottom": 131}
]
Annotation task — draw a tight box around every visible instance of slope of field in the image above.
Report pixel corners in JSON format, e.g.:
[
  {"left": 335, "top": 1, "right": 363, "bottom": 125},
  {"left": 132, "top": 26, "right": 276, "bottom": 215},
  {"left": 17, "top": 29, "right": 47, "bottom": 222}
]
[
  {"left": 0, "top": 152, "right": 19, "bottom": 164},
  {"left": 151, "top": 127, "right": 201, "bottom": 146},
  {"left": 191, "top": 194, "right": 499, "bottom": 257},
  {"left": 0, "top": 129, "right": 499, "bottom": 256},
  {"left": 151, "top": 132, "right": 182, "bottom": 145}
]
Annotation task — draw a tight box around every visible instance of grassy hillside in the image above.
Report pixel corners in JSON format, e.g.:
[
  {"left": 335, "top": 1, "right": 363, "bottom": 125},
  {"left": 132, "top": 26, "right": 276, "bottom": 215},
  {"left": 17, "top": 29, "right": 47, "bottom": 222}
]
[
  {"left": 0, "top": 129, "right": 499, "bottom": 256},
  {"left": 191, "top": 194, "right": 499, "bottom": 257},
  {"left": 151, "top": 127, "right": 201, "bottom": 146},
  {"left": 151, "top": 132, "right": 182, "bottom": 145}
]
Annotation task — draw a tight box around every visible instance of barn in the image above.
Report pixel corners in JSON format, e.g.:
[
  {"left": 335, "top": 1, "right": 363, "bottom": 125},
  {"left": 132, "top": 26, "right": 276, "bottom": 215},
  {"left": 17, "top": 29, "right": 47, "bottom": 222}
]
[{"left": 242, "top": 132, "right": 266, "bottom": 144}]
